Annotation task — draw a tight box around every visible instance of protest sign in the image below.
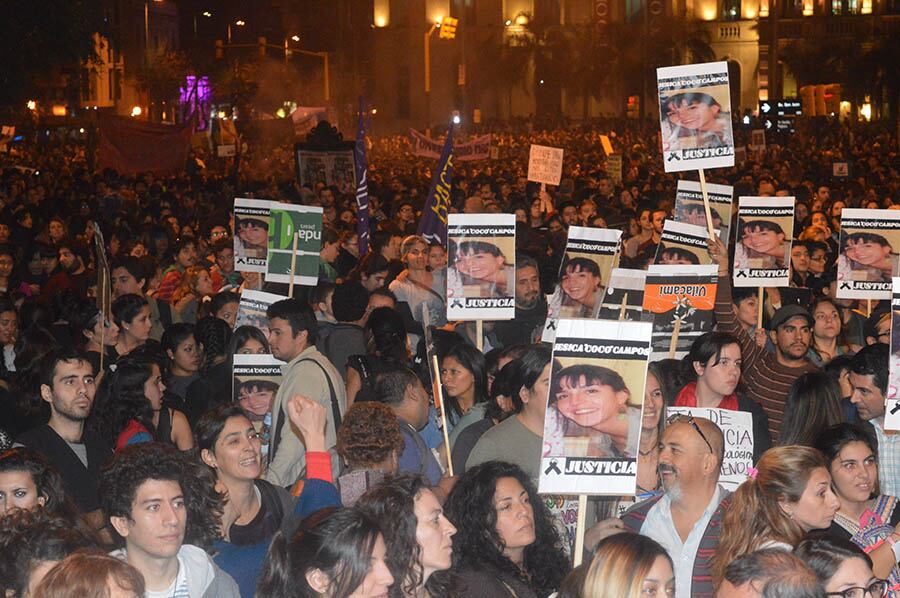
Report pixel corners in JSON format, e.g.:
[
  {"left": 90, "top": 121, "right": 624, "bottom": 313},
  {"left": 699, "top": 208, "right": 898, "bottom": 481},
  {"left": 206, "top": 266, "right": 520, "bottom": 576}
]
[
  {"left": 833, "top": 162, "right": 850, "bottom": 179},
  {"left": 265, "top": 204, "right": 324, "bottom": 286},
  {"left": 528, "top": 144, "right": 564, "bottom": 186},
  {"left": 539, "top": 318, "right": 652, "bottom": 496},
  {"left": 234, "top": 198, "right": 270, "bottom": 273},
  {"left": 446, "top": 214, "right": 516, "bottom": 320},
  {"left": 235, "top": 289, "right": 287, "bottom": 337},
  {"left": 667, "top": 406, "right": 754, "bottom": 491},
  {"left": 657, "top": 61, "right": 735, "bottom": 173},
  {"left": 643, "top": 265, "right": 719, "bottom": 360},
  {"left": 655, "top": 220, "right": 717, "bottom": 266},
  {"left": 409, "top": 129, "right": 492, "bottom": 162},
  {"left": 233, "top": 354, "right": 284, "bottom": 460},
  {"left": 836, "top": 209, "right": 900, "bottom": 300},
  {"left": 543, "top": 227, "right": 622, "bottom": 341},
  {"left": 294, "top": 147, "right": 357, "bottom": 194},
  {"left": 599, "top": 135, "right": 614, "bottom": 156},
  {"left": 749, "top": 129, "right": 766, "bottom": 152},
  {"left": 607, "top": 155, "right": 623, "bottom": 185},
  {"left": 733, "top": 197, "right": 795, "bottom": 287},
  {"left": 598, "top": 268, "right": 648, "bottom": 322},
  {"left": 888, "top": 277, "right": 900, "bottom": 431},
  {"left": 674, "top": 180, "right": 734, "bottom": 244}
]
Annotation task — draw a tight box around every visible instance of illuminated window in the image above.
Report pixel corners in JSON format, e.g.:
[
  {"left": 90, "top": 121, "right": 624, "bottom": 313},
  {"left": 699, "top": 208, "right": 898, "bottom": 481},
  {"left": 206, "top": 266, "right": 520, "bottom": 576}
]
[
  {"left": 722, "top": 0, "right": 741, "bottom": 20},
  {"left": 831, "top": 0, "right": 859, "bottom": 14}
]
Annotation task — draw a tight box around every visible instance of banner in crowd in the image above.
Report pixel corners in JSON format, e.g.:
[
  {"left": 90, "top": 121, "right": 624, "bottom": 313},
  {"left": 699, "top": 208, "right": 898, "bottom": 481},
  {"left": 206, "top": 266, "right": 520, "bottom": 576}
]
[
  {"left": 234, "top": 198, "right": 270, "bottom": 273},
  {"left": 233, "top": 354, "right": 284, "bottom": 460},
  {"left": 733, "top": 197, "right": 795, "bottom": 287},
  {"left": 667, "top": 406, "right": 754, "bottom": 491},
  {"left": 528, "top": 144, "right": 565, "bottom": 186},
  {"left": 539, "top": 318, "right": 652, "bottom": 496},
  {"left": 674, "top": 180, "right": 735, "bottom": 244},
  {"left": 418, "top": 128, "right": 454, "bottom": 246},
  {"left": 543, "top": 227, "right": 622, "bottom": 341},
  {"left": 598, "top": 268, "right": 648, "bottom": 322},
  {"left": 888, "top": 277, "right": 900, "bottom": 430},
  {"left": 235, "top": 289, "right": 286, "bottom": 337},
  {"left": 657, "top": 61, "right": 735, "bottom": 173},
  {"left": 654, "top": 220, "right": 717, "bottom": 266},
  {"left": 643, "top": 264, "right": 718, "bottom": 361},
  {"left": 446, "top": 214, "right": 516, "bottom": 320},
  {"left": 97, "top": 113, "right": 193, "bottom": 176},
  {"left": 408, "top": 128, "right": 492, "bottom": 162},
  {"left": 294, "top": 148, "right": 356, "bottom": 195},
  {"left": 836, "top": 209, "right": 900, "bottom": 300},
  {"left": 265, "top": 205, "right": 324, "bottom": 286}
]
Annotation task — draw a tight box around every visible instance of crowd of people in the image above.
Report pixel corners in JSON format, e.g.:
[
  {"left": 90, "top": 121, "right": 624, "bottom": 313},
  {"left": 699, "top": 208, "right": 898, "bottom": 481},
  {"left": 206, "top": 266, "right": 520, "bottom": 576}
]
[{"left": 0, "top": 115, "right": 898, "bottom": 597}]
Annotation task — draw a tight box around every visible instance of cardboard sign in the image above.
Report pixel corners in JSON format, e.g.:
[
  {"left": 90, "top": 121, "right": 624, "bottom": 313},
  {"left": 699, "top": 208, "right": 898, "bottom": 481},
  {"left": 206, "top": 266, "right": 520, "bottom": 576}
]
[
  {"left": 600, "top": 135, "right": 614, "bottom": 156},
  {"left": 657, "top": 61, "right": 735, "bottom": 173},
  {"left": 217, "top": 144, "right": 236, "bottom": 157},
  {"left": 655, "top": 221, "right": 717, "bottom": 266},
  {"left": 265, "top": 204, "right": 324, "bottom": 286},
  {"left": 733, "top": 197, "right": 795, "bottom": 287},
  {"left": 234, "top": 198, "right": 270, "bottom": 273},
  {"left": 539, "top": 318, "right": 652, "bottom": 496},
  {"left": 446, "top": 213, "right": 516, "bottom": 320},
  {"left": 674, "top": 180, "right": 734, "bottom": 244},
  {"left": 598, "top": 268, "right": 648, "bottom": 322},
  {"left": 833, "top": 162, "right": 850, "bottom": 178},
  {"left": 888, "top": 277, "right": 900, "bottom": 430},
  {"left": 643, "top": 264, "right": 718, "bottom": 361},
  {"left": 749, "top": 129, "right": 766, "bottom": 151},
  {"left": 528, "top": 144, "right": 564, "bottom": 186},
  {"left": 667, "top": 406, "right": 754, "bottom": 491},
  {"left": 233, "top": 354, "right": 284, "bottom": 461},
  {"left": 836, "top": 209, "right": 900, "bottom": 300},
  {"left": 607, "top": 154, "right": 623, "bottom": 185},
  {"left": 235, "top": 289, "right": 287, "bottom": 337}
]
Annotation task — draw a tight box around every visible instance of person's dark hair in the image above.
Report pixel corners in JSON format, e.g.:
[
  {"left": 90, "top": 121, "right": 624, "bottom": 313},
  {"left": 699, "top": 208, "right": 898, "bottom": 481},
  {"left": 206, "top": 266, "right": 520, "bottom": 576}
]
[
  {"left": 843, "top": 231, "right": 891, "bottom": 251},
  {"left": 779, "top": 373, "right": 845, "bottom": 446},
  {"left": 209, "top": 292, "right": 239, "bottom": 319},
  {"left": 445, "top": 461, "right": 570, "bottom": 596},
  {"left": 374, "top": 367, "right": 419, "bottom": 407},
  {"left": 722, "top": 549, "right": 824, "bottom": 598},
  {"left": 67, "top": 298, "right": 104, "bottom": 346},
  {"left": 348, "top": 252, "right": 390, "bottom": 283},
  {"left": 321, "top": 226, "right": 340, "bottom": 247},
  {"left": 256, "top": 507, "right": 382, "bottom": 598},
  {"left": 16, "top": 327, "right": 62, "bottom": 408},
  {"left": 550, "top": 364, "right": 627, "bottom": 406},
  {"left": 506, "top": 344, "right": 552, "bottom": 413},
  {"left": 332, "top": 281, "right": 369, "bottom": 323},
  {"left": 194, "top": 316, "right": 232, "bottom": 371},
  {"left": 371, "top": 229, "right": 402, "bottom": 256},
  {"left": 850, "top": 342, "right": 888, "bottom": 395},
  {"left": 90, "top": 356, "right": 158, "bottom": 449},
  {"left": 682, "top": 331, "right": 741, "bottom": 383},
  {"left": 647, "top": 359, "right": 683, "bottom": 406},
  {"left": 111, "top": 256, "right": 148, "bottom": 292},
  {"left": 0, "top": 509, "right": 96, "bottom": 597},
  {"left": 794, "top": 534, "right": 873, "bottom": 590},
  {"left": 658, "top": 246, "right": 701, "bottom": 264},
  {"left": 336, "top": 402, "right": 404, "bottom": 469},
  {"left": 357, "top": 474, "right": 450, "bottom": 596},
  {"left": 161, "top": 322, "right": 196, "bottom": 372},
  {"left": 267, "top": 298, "right": 318, "bottom": 345},
  {"left": 814, "top": 422, "right": 879, "bottom": 467},
  {"left": 561, "top": 256, "right": 601, "bottom": 277},
  {"left": 824, "top": 353, "right": 854, "bottom": 394},
  {"left": 732, "top": 285, "right": 758, "bottom": 308},
  {"left": 0, "top": 448, "right": 80, "bottom": 521},
  {"left": 98, "top": 442, "right": 222, "bottom": 549},
  {"left": 366, "top": 306, "right": 407, "bottom": 364},
  {"left": 516, "top": 254, "right": 539, "bottom": 273},
  {"left": 193, "top": 404, "right": 249, "bottom": 473},
  {"left": 230, "top": 325, "right": 270, "bottom": 355},
  {"left": 740, "top": 219, "right": 785, "bottom": 236},
  {"left": 369, "top": 286, "right": 397, "bottom": 305},
  {"left": 38, "top": 346, "right": 91, "bottom": 390},
  {"left": 442, "top": 342, "right": 488, "bottom": 421},
  {"left": 111, "top": 293, "right": 149, "bottom": 327}
]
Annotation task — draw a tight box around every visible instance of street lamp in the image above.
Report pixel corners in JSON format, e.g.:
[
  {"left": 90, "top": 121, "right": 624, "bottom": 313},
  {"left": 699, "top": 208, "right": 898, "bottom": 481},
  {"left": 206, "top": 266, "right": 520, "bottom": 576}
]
[{"left": 227, "top": 20, "right": 245, "bottom": 43}]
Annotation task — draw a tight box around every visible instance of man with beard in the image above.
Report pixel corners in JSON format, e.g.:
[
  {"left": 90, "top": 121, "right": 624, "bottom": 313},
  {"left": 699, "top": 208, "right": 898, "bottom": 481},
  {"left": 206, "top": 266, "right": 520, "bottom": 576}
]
[
  {"left": 585, "top": 416, "right": 728, "bottom": 598},
  {"left": 710, "top": 235, "right": 819, "bottom": 440},
  {"left": 493, "top": 255, "right": 546, "bottom": 347},
  {"left": 16, "top": 347, "right": 111, "bottom": 529},
  {"left": 42, "top": 240, "right": 93, "bottom": 300}
]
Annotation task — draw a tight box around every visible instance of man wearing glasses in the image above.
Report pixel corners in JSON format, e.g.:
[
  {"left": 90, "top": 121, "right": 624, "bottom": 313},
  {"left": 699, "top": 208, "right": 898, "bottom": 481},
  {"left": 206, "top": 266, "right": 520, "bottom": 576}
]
[{"left": 586, "top": 415, "right": 729, "bottom": 598}]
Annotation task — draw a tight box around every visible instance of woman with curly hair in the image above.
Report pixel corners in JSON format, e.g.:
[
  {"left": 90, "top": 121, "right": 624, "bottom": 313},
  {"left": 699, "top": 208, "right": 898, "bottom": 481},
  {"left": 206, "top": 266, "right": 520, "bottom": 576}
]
[
  {"left": 713, "top": 445, "right": 841, "bottom": 584},
  {"left": 444, "top": 461, "right": 570, "bottom": 598},
  {"left": 335, "top": 401, "right": 404, "bottom": 506},
  {"left": 356, "top": 473, "right": 457, "bottom": 598}
]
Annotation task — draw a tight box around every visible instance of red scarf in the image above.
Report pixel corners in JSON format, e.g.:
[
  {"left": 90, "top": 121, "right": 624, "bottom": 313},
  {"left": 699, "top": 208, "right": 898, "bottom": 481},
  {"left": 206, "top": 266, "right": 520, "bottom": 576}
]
[{"left": 674, "top": 380, "right": 739, "bottom": 411}]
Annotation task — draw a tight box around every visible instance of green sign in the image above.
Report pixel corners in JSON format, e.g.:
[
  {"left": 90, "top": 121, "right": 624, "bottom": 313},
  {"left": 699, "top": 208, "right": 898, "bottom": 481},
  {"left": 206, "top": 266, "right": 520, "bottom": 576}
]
[{"left": 265, "top": 205, "right": 324, "bottom": 286}]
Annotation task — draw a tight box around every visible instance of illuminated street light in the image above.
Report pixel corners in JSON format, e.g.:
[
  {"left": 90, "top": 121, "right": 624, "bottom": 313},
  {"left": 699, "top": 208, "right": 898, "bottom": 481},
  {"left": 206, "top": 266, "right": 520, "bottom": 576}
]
[
  {"left": 291, "top": 35, "right": 300, "bottom": 42},
  {"left": 235, "top": 20, "right": 245, "bottom": 26},
  {"left": 202, "top": 11, "right": 212, "bottom": 17},
  {"left": 131, "top": 106, "right": 143, "bottom": 117},
  {"left": 26, "top": 100, "right": 37, "bottom": 111}
]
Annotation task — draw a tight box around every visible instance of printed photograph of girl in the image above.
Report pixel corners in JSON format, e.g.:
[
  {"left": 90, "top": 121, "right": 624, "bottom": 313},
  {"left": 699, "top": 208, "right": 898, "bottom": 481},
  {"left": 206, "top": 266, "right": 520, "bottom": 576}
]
[
  {"left": 733, "top": 220, "right": 789, "bottom": 270},
  {"left": 660, "top": 89, "right": 734, "bottom": 153},
  {"left": 837, "top": 232, "right": 897, "bottom": 284},
  {"left": 235, "top": 213, "right": 269, "bottom": 259},
  {"left": 447, "top": 239, "right": 515, "bottom": 299}
]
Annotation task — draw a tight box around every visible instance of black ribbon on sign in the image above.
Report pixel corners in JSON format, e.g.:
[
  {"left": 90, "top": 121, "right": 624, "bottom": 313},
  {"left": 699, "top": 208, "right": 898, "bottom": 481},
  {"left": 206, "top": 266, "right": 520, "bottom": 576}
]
[
  {"left": 840, "top": 282, "right": 853, "bottom": 290},
  {"left": 736, "top": 271, "right": 748, "bottom": 278},
  {"left": 451, "top": 299, "right": 464, "bottom": 308},
  {"left": 544, "top": 460, "right": 562, "bottom": 475}
]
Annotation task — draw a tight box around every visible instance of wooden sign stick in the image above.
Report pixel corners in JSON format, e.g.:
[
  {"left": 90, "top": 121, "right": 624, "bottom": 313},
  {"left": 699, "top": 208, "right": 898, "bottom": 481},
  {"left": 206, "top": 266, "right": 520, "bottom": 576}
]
[
  {"left": 698, "top": 169, "right": 716, "bottom": 241},
  {"left": 619, "top": 292, "right": 629, "bottom": 321},
  {"left": 288, "top": 231, "right": 299, "bottom": 299},
  {"left": 476, "top": 320, "right": 484, "bottom": 352},
  {"left": 432, "top": 355, "right": 454, "bottom": 476},
  {"left": 758, "top": 287, "right": 765, "bottom": 329},
  {"left": 668, "top": 317, "right": 682, "bottom": 359},
  {"left": 573, "top": 494, "right": 588, "bottom": 567}
]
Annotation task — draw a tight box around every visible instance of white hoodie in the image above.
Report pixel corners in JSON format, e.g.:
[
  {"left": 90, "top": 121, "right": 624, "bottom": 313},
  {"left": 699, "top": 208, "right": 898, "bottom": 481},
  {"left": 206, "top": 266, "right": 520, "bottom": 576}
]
[{"left": 111, "top": 544, "right": 240, "bottom": 598}]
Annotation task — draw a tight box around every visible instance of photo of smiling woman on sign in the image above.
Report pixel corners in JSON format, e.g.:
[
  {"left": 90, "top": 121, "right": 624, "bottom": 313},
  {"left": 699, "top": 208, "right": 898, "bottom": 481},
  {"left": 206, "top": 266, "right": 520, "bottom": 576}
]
[{"left": 734, "top": 219, "right": 789, "bottom": 270}]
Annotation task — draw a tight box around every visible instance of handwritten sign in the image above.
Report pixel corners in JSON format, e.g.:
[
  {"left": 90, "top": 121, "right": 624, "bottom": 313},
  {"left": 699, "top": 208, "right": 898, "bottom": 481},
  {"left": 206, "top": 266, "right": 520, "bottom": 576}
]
[
  {"left": 667, "top": 406, "right": 754, "bottom": 491},
  {"left": 528, "top": 144, "right": 564, "bottom": 186}
]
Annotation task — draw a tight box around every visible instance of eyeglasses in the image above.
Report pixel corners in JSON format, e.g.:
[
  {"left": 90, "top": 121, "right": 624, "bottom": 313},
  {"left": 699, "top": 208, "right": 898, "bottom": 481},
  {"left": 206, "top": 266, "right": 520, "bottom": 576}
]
[
  {"left": 825, "top": 579, "right": 888, "bottom": 598},
  {"left": 666, "top": 413, "right": 714, "bottom": 454}
]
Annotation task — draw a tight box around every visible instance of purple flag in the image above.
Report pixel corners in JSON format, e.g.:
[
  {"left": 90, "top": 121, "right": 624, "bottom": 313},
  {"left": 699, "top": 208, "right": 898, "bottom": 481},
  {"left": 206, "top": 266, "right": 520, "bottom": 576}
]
[
  {"left": 417, "top": 128, "right": 454, "bottom": 245},
  {"left": 353, "top": 97, "right": 370, "bottom": 255}
]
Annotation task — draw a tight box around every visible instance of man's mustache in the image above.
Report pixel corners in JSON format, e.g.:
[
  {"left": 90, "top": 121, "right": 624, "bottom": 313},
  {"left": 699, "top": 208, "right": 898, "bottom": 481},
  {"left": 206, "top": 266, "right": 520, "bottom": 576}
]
[{"left": 658, "top": 463, "right": 677, "bottom": 476}]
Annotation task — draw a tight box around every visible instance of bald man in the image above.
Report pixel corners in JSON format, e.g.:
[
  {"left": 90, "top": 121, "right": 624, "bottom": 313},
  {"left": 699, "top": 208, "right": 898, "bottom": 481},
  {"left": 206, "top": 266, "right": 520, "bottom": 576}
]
[{"left": 586, "top": 416, "right": 730, "bottom": 598}]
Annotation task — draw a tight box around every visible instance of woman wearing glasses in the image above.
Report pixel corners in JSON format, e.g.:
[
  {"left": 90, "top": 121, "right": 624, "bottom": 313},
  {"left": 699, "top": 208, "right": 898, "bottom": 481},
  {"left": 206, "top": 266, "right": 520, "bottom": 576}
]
[
  {"left": 674, "top": 332, "right": 772, "bottom": 462},
  {"left": 815, "top": 424, "right": 900, "bottom": 593},
  {"left": 713, "top": 445, "right": 841, "bottom": 584},
  {"left": 795, "top": 535, "right": 888, "bottom": 598}
]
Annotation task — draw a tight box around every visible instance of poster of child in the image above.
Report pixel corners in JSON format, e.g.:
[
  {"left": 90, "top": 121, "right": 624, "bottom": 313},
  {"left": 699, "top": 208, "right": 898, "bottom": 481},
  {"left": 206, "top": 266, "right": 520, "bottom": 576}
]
[
  {"left": 733, "top": 197, "right": 795, "bottom": 287},
  {"left": 673, "top": 180, "right": 734, "bottom": 244},
  {"left": 836, "top": 209, "right": 900, "bottom": 300},
  {"left": 234, "top": 198, "right": 270, "bottom": 272}
]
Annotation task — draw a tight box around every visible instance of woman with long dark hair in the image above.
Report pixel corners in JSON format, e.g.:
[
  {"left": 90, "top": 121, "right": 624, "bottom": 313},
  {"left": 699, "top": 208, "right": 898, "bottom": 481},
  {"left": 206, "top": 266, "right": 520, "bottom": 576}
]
[
  {"left": 256, "top": 507, "right": 393, "bottom": 598},
  {"left": 160, "top": 322, "right": 200, "bottom": 402},
  {"left": 807, "top": 296, "right": 851, "bottom": 367},
  {"left": 346, "top": 306, "right": 409, "bottom": 405},
  {"left": 779, "top": 372, "right": 845, "bottom": 446},
  {"left": 445, "top": 461, "right": 570, "bottom": 597},
  {"left": 185, "top": 316, "right": 233, "bottom": 424},
  {"left": 357, "top": 473, "right": 456, "bottom": 597},
  {"left": 440, "top": 342, "right": 489, "bottom": 442},
  {"left": 0, "top": 448, "right": 81, "bottom": 521},
  {"left": 111, "top": 294, "right": 152, "bottom": 358}
]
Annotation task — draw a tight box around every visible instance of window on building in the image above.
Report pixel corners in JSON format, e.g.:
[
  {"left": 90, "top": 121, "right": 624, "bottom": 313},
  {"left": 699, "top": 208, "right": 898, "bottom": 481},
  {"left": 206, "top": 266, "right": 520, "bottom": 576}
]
[
  {"left": 397, "top": 66, "right": 410, "bottom": 118},
  {"left": 831, "top": 0, "right": 860, "bottom": 13},
  {"left": 722, "top": 0, "right": 741, "bottom": 20}
]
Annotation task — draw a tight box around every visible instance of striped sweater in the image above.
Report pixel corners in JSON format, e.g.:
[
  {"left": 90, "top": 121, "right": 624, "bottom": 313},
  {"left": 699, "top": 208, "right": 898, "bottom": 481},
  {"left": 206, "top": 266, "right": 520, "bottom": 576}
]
[
  {"left": 622, "top": 491, "right": 732, "bottom": 598},
  {"left": 714, "top": 276, "right": 820, "bottom": 441}
]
